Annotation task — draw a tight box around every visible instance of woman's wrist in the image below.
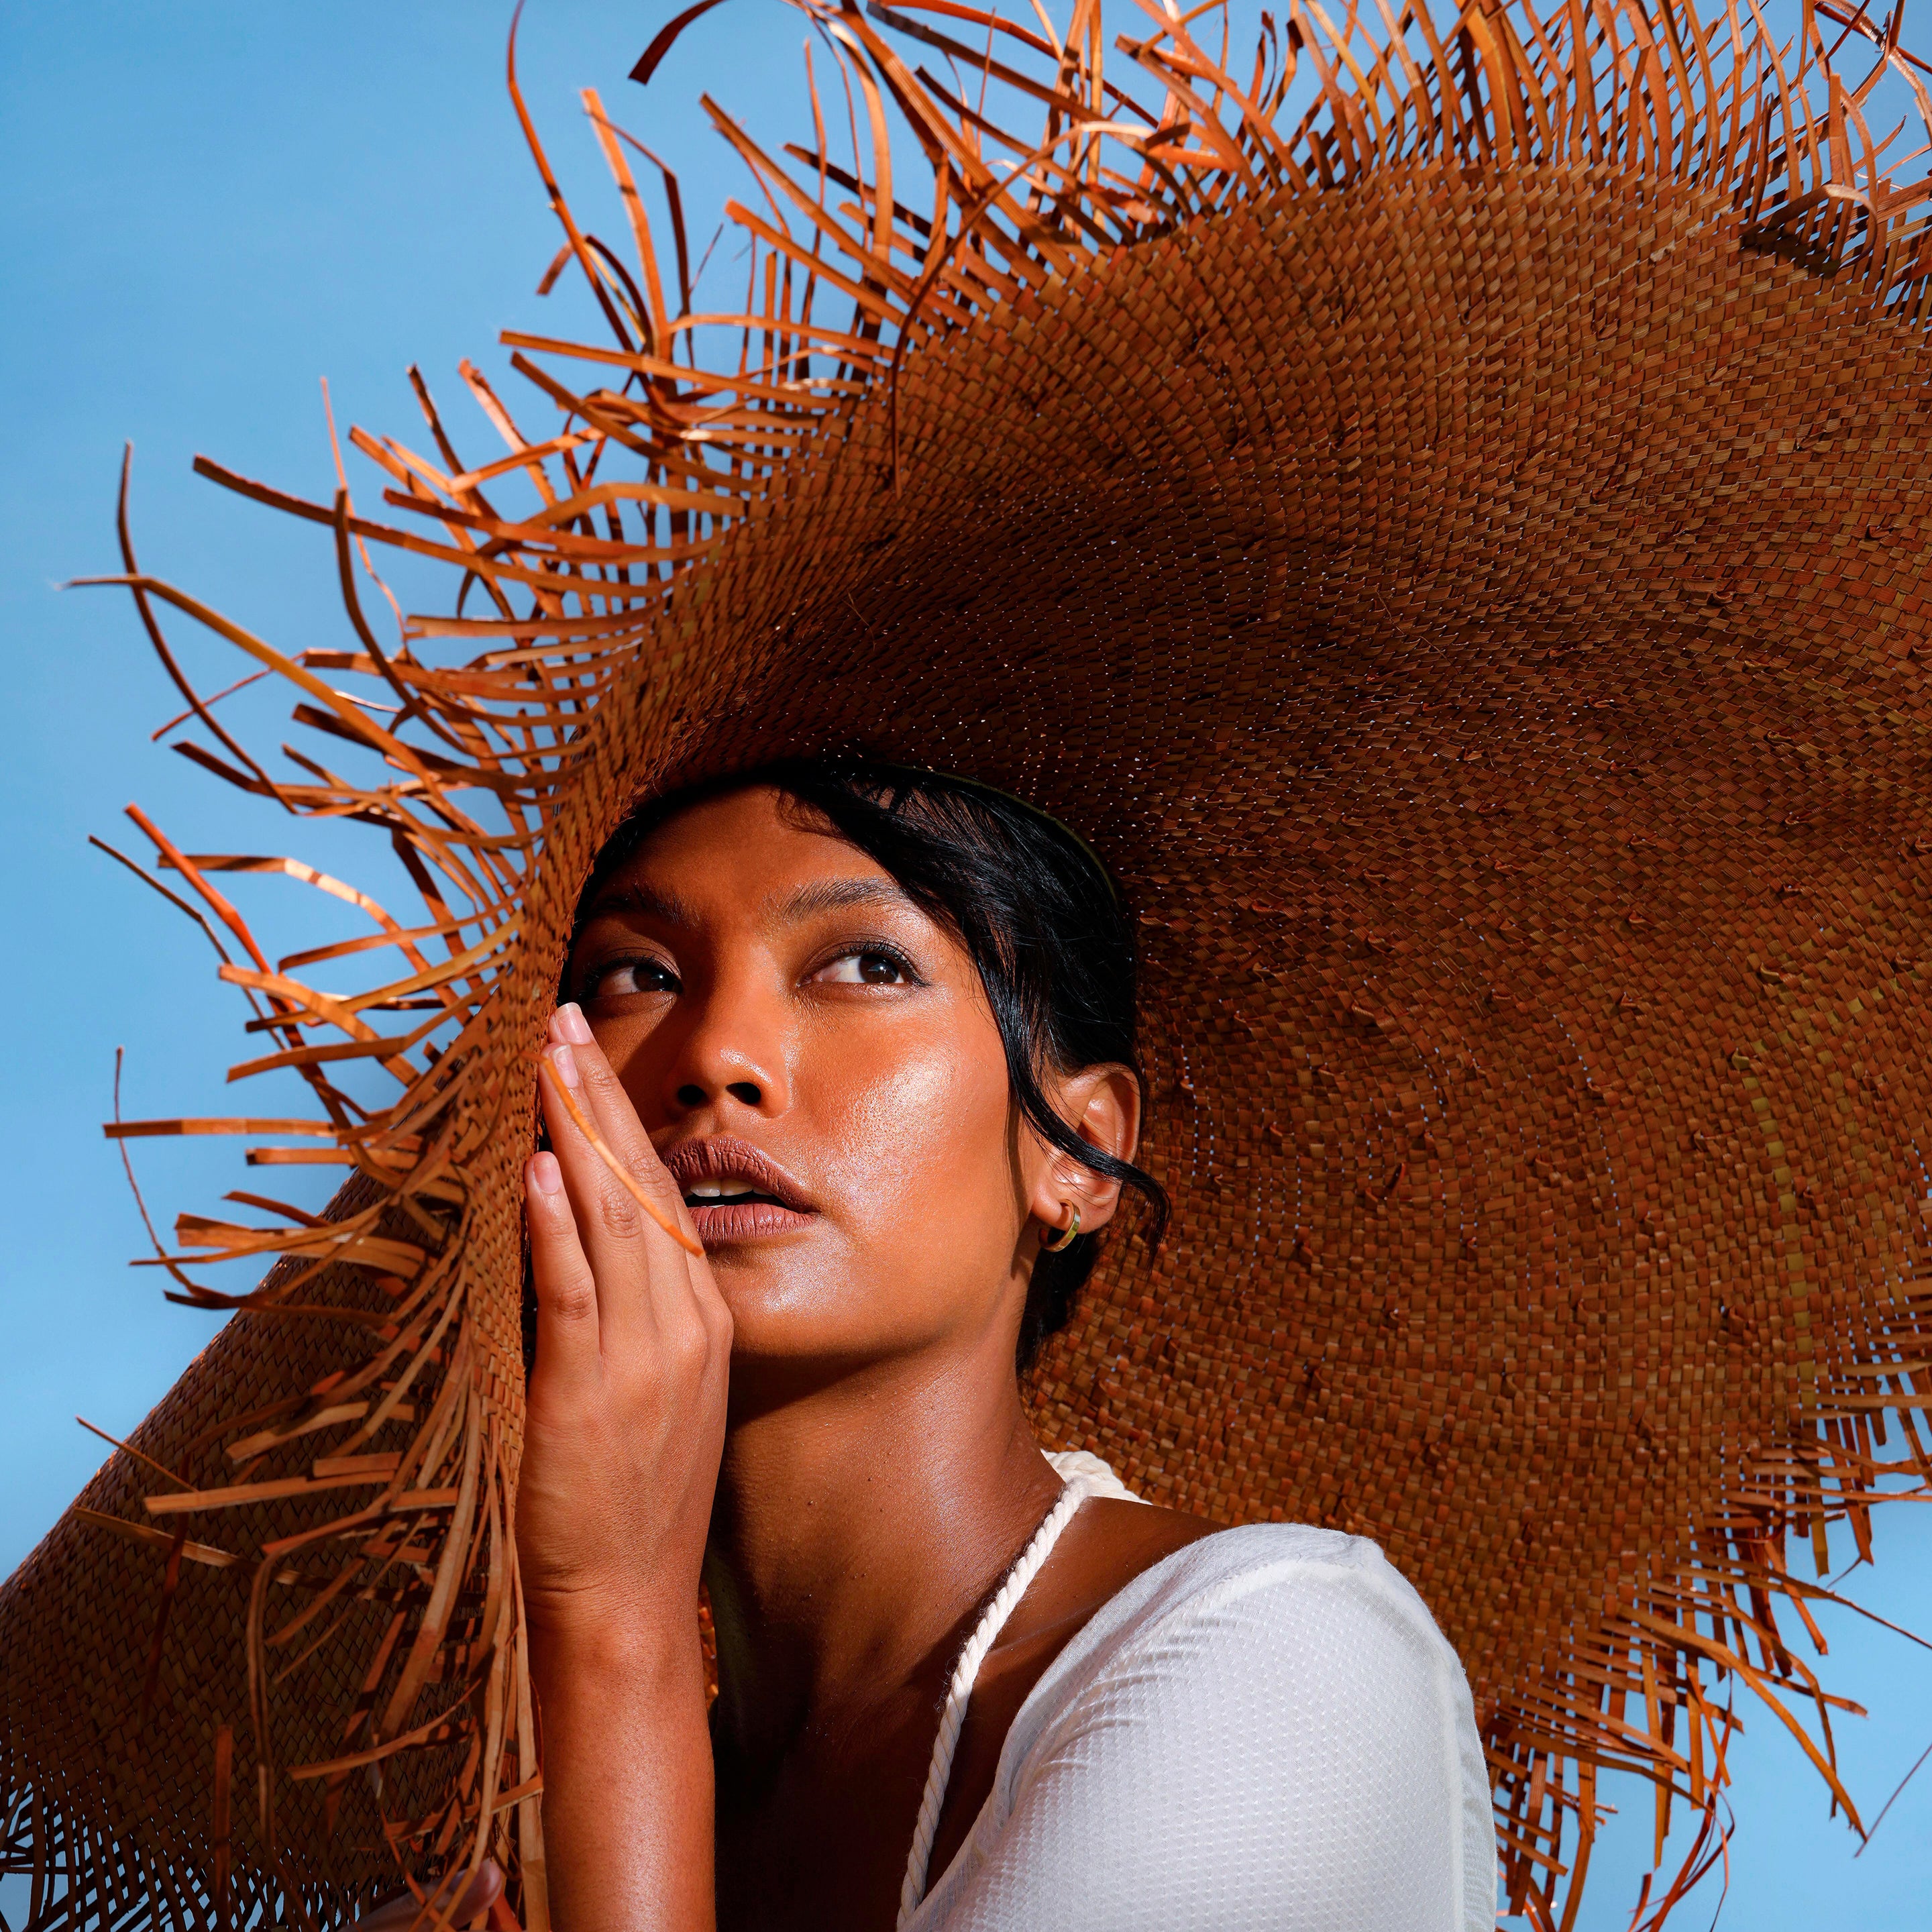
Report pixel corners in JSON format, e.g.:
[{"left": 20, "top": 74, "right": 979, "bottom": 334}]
[{"left": 527, "top": 1587, "right": 706, "bottom": 1688}]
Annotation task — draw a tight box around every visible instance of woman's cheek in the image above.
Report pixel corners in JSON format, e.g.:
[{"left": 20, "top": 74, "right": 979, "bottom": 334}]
[
  {"left": 851, "top": 1021, "right": 1008, "bottom": 1199},
  {"left": 805, "top": 1017, "right": 1020, "bottom": 1311},
  {"left": 712, "top": 990, "right": 1024, "bottom": 1362}
]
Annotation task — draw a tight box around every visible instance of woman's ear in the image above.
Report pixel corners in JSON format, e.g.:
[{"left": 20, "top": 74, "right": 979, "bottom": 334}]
[{"left": 1028, "top": 1063, "right": 1142, "bottom": 1241}]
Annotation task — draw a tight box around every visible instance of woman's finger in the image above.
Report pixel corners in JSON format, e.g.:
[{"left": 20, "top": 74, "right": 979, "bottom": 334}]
[
  {"left": 537, "top": 1049, "right": 712, "bottom": 1364},
  {"left": 536, "top": 1044, "right": 706, "bottom": 1366},
  {"left": 561, "top": 1018, "right": 701, "bottom": 1254},
  {"left": 537, "top": 1043, "right": 694, "bottom": 1282},
  {"left": 539, "top": 1021, "right": 702, "bottom": 1285},
  {"left": 525, "top": 1150, "right": 602, "bottom": 1390},
  {"left": 539, "top": 1032, "right": 700, "bottom": 1261},
  {"left": 355, "top": 1858, "right": 505, "bottom": 1931}
]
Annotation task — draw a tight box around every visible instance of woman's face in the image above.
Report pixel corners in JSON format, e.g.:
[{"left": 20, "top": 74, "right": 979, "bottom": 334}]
[{"left": 564, "top": 787, "right": 1136, "bottom": 1394}]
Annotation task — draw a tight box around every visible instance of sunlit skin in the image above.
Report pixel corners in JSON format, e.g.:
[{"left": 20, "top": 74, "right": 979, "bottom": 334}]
[{"left": 390, "top": 787, "right": 1215, "bottom": 1932}]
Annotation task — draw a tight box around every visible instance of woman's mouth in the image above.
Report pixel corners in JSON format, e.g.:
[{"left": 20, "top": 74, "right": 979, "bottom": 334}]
[{"left": 663, "top": 1138, "right": 816, "bottom": 1244}]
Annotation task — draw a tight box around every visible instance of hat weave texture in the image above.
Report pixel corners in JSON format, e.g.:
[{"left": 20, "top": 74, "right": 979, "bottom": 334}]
[{"left": 9, "top": 3, "right": 1932, "bottom": 1928}]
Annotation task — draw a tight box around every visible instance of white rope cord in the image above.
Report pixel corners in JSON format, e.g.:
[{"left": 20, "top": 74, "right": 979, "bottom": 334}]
[{"left": 894, "top": 1476, "right": 1091, "bottom": 1929}]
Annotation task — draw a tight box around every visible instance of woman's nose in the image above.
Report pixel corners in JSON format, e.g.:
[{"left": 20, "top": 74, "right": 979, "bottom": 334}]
[
  {"left": 678, "top": 1075, "right": 763, "bottom": 1108},
  {"left": 661, "top": 981, "right": 789, "bottom": 1118}
]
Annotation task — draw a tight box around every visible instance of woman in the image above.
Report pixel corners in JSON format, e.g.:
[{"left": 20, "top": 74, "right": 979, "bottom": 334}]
[
  {"left": 383, "top": 758, "right": 1491, "bottom": 1931},
  {"left": 9, "top": 7, "right": 1931, "bottom": 1929}
]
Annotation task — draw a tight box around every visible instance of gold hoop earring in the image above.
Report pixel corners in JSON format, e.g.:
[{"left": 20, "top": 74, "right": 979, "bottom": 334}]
[{"left": 1040, "top": 1205, "right": 1081, "bottom": 1253}]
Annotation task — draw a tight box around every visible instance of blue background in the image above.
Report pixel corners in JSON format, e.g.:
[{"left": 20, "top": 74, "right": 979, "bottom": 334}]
[{"left": 1, "top": 5, "right": 1927, "bottom": 1925}]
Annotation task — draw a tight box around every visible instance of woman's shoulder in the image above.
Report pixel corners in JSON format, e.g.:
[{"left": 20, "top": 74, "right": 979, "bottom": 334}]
[
  {"left": 1076, "top": 1515, "right": 1453, "bottom": 1659},
  {"left": 936, "top": 1519, "right": 1495, "bottom": 1930},
  {"left": 1048, "top": 1454, "right": 1443, "bottom": 1641},
  {"left": 1012, "top": 1515, "right": 1480, "bottom": 1786}
]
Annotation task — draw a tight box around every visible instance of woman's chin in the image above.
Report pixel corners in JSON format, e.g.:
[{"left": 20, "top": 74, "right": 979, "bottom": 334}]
[
  {"left": 710, "top": 1258, "right": 943, "bottom": 1384},
  {"left": 702, "top": 1245, "right": 851, "bottom": 1332}
]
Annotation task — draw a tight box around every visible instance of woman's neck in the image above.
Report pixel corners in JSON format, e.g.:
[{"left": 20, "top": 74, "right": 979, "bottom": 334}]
[{"left": 703, "top": 1330, "right": 1062, "bottom": 1762}]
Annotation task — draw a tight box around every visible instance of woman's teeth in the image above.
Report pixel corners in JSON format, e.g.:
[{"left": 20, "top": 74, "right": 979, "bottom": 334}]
[{"left": 686, "top": 1180, "right": 759, "bottom": 1201}]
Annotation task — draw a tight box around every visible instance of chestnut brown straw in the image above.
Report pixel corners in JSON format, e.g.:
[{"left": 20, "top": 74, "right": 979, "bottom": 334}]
[{"left": 9, "top": 2, "right": 1932, "bottom": 1927}]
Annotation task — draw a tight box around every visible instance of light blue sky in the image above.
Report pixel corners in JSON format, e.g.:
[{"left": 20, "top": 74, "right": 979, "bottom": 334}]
[{"left": 1, "top": 6, "right": 1928, "bottom": 1927}]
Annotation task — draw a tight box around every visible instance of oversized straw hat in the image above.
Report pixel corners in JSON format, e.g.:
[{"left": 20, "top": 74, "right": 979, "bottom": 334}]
[{"left": 11, "top": 2, "right": 1932, "bottom": 1926}]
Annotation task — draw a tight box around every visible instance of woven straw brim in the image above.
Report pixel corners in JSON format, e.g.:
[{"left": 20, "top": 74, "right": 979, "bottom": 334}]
[{"left": 7, "top": 6, "right": 1932, "bottom": 1929}]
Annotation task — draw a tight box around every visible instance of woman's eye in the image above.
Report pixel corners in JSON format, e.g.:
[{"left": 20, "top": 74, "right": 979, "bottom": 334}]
[
  {"left": 812, "top": 950, "right": 908, "bottom": 985},
  {"left": 586, "top": 957, "right": 680, "bottom": 999}
]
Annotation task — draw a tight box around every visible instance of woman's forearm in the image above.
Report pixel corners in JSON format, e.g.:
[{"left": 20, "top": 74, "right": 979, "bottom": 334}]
[{"left": 533, "top": 1610, "right": 716, "bottom": 1932}]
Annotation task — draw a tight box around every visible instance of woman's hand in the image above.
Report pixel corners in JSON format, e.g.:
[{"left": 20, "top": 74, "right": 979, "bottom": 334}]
[
  {"left": 517, "top": 1004, "right": 732, "bottom": 1638},
  {"left": 352, "top": 1861, "right": 505, "bottom": 1931},
  {"left": 515, "top": 1004, "right": 727, "bottom": 1932}
]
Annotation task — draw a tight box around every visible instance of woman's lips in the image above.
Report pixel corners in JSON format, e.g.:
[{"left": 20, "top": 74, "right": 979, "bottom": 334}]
[
  {"left": 661, "top": 1136, "right": 815, "bottom": 1245},
  {"left": 684, "top": 1197, "right": 814, "bottom": 1242}
]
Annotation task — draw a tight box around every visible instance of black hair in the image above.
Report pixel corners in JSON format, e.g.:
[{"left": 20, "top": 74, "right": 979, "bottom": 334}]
[{"left": 570, "top": 753, "right": 1169, "bottom": 1373}]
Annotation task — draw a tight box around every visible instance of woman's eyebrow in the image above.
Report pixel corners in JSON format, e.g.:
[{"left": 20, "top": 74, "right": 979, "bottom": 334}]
[
  {"left": 775, "top": 877, "right": 907, "bottom": 921},
  {"left": 580, "top": 882, "right": 701, "bottom": 927}
]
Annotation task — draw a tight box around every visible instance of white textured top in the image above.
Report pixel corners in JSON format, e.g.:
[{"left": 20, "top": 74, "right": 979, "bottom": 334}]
[{"left": 908, "top": 1504, "right": 1496, "bottom": 1932}]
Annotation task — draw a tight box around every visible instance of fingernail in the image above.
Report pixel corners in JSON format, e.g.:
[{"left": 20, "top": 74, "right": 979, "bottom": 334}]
[
  {"left": 554, "top": 1002, "right": 592, "bottom": 1045},
  {"left": 529, "top": 1152, "right": 564, "bottom": 1196},
  {"left": 547, "top": 1043, "right": 581, "bottom": 1089}
]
